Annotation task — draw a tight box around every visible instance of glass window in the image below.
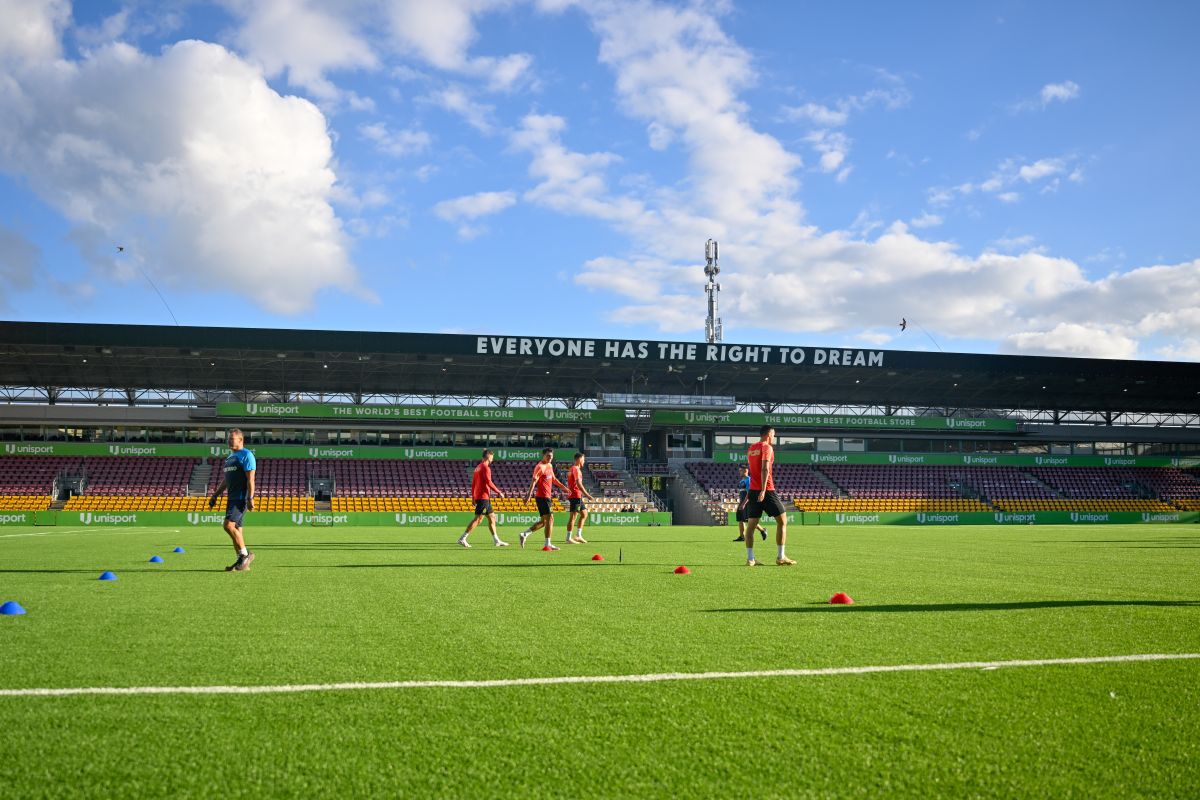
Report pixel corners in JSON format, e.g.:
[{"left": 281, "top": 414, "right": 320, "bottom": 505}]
[
  {"left": 1072, "top": 442, "right": 1094, "bottom": 454},
  {"left": 842, "top": 438, "right": 866, "bottom": 452},
  {"left": 901, "top": 439, "right": 932, "bottom": 452},
  {"left": 687, "top": 434, "right": 704, "bottom": 450},
  {"left": 1094, "top": 442, "right": 1125, "bottom": 455},
  {"left": 816, "top": 438, "right": 840, "bottom": 452},
  {"left": 605, "top": 432, "right": 623, "bottom": 451},
  {"left": 1017, "top": 442, "right": 1048, "bottom": 454},
  {"left": 1050, "top": 442, "right": 1071, "bottom": 454},
  {"left": 667, "top": 434, "right": 686, "bottom": 449}
]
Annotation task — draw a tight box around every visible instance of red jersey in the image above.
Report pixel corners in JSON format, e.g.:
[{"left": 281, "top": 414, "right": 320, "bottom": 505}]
[
  {"left": 567, "top": 465, "right": 584, "bottom": 499},
  {"left": 747, "top": 441, "right": 775, "bottom": 492},
  {"left": 471, "top": 461, "right": 500, "bottom": 501},
  {"left": 532, "top": 462, "right": 556, "bottom": 498}
]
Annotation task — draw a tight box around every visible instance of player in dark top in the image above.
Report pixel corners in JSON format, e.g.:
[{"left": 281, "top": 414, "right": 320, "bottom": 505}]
[
  {"left": 732, "top": 464, "right": 768, "bottom": 542},
  {"left": 208, "top": 428, "right": 256, "bottom": 572},
  {"left": 458, "top": 449, "right": 508, "bottom": 548}
]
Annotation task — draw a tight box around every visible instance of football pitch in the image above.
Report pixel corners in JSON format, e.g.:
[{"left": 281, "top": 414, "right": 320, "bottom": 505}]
[{"left": 2, "top": 522, "right": 1198, "bottom": 798}]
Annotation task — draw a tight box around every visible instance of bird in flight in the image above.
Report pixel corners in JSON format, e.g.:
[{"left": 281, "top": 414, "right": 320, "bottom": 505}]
[
  {"left": 899, "top": 318, "right": 907, "bottom": 331},
  {"left": 116, "top": 246, "right": 125, "bottom": 253}
]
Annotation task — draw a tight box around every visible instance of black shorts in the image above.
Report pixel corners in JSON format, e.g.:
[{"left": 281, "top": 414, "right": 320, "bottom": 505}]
[
  {"left": 735, "top": 506, "right": 748, "bottom": 523},
  {"left": 535, "top": 497, "right": 553, "bottom": 517},
  {"left": 744, "top": 491, "right": 786, "bottom": 520},
  {"left": 569, "top": 498, "right": 586, "bottom": 514},
  {"left": 225, "top": 499, "right": 247, "bottom": 526},
  {"left": 473, "top": 499, "right": 493, "bottom": 517}
]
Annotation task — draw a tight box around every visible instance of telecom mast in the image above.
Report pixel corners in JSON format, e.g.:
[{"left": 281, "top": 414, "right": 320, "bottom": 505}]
[{"left": 703, "top": 239, "right": 722, "bottom": 343}]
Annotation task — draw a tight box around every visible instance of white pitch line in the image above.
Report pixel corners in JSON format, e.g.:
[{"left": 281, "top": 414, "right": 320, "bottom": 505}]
[{"left": 1, "top": 653, "right": 1197, "bottom": 699}]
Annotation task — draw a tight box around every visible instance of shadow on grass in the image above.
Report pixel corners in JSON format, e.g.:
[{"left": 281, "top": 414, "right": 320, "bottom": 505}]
[
  {"left": 278, "top": 562, "right": 606, "bottom": 570},
  {"left": 1042, "top": 536, "right": 1200, "bottom": 550},
  {"left": 705, "top": 599, "right": 1200, "bottom": 614},
  {"left": 0, "top": 568, "right": 227, "bottom": 574}
]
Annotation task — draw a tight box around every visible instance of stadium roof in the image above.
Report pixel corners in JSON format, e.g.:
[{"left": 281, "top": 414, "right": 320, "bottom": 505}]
[{"left": 1, "top": 321, "right": 1198, "bottom": 414}]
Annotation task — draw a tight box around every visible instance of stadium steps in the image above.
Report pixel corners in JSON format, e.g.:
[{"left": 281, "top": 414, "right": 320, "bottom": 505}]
[
  {"left": 1024, "top": 471, "right": 1064, "bottom": 497},
  {"left": 669, "top": 466, "right": 725, "bottom": 525},
  {"left": 314, "top": 498, "right": 331, "bottom": 511},
  {"left": 187, "top": 461, "right": 213, "bottom": 496},
  {"left": 811, "top": 468, "right": 849, "bottom": 497}
]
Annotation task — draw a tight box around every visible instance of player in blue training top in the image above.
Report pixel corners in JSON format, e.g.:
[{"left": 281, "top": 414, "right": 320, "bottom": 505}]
[
  {"left": 208, "top": 428, "right": 256, "bottom": 571},
  {"left": 732, "top": 464, "right": 767, "bottom": 542}
]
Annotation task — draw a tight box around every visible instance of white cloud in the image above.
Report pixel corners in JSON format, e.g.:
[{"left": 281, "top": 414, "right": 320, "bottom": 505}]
[
  {"left": 222, "top": 0, "right": 378, "bottom": 105},
  {"left": 0, "top": 38, "right": 371, "bottom": 315},
  {"left": 423, "top": 85, "right": 495, "bottom": 133},
  {"left": 0, "top": 0, "right": 69, "bottom": 64},
  {"left": 360, "top": 121, "right": 432, "bottom": 157},
  {"left": 1012, "top": 79, "right": 1082, "bottom": 112},
  {"left": 931, "top": 155, "right": 1077, "bottom": 210},
  {"left": 434, "top": 190, "right": 517, "bottom": 220},
  {"left": 1003, "top": 323, "right": 1136, "bottom": 359},
  {"left": 909, "top": 212, "right": 943, "bottom": 229},
  {"left": 1040, "top": 80, "right": 1081, "bottom": 105},
  {"left": 781, "top": 70, "right": 910, "bottom": 176},
  {"left": 383, "top": 0, "right": 534, "bottom": 91},
  {"left": 433, "top": 189, "right": 516, "bottom": 238},
  {"left": 1018, "top": 158, "right": 1065, "bottom": 182},
  {"left": 805, "top": 129, "right": 850, "bottom": 173},
  {"left": 988, "top": 234, "right": 1037, "bottom": 253},
  {"left": 782, "top": 102, "right": 847, "bottom": 127},
  {"left": 510, "top": 113, "right": 643, "bottom": 223},
  {"left": 0, "top": 222, "right": 39, "bottom": 304}
]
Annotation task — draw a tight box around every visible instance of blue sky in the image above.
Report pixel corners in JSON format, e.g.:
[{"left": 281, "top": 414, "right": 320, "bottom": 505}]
[{"left": 0, "top": 0, "right": 1197, "bottom": 360}]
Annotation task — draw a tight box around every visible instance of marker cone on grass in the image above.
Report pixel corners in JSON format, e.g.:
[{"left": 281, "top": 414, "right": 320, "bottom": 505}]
[
  {"left": 592, "top": 554, "right": 604, "bottom": 561},
  {"left": 674, "top": 565, "right": 691, "bottom": 575},
  {"left": 173, "top": 547, "right": 185, "bottom": 554},
  {"left": 830, "top": 592, "right": 854, "bottom": 605},
  {"left": 1, "top": 601, "right": 26, "bottom": 616},
  {"left": 149, "top": 556, "right": 164, "bottom": 563},
  {"left": 99, "top": 571, "right": 118, "bottom": 581}
]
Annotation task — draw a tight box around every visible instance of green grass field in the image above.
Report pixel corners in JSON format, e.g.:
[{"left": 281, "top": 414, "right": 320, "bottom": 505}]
[{"left": 2, "top": 522, "right": 1198, "bottom": 798}]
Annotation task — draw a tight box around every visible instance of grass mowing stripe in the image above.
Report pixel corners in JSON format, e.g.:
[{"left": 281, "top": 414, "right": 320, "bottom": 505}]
[{"left": 3, "top": 652, "right": 1196, "bottom": 697}]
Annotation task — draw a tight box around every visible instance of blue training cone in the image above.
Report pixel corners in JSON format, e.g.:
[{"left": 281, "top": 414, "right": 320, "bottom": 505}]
[
  {"left": 149, "top": 555, "right": 164, "bottom": 563},
  {"left": 1, "top": 601, "right": 26, "bottom": 616},
  {"left": 173, "top": 547, "right": 185, "bottom": 554},
  {"left": 99, "top": 571, "right": 118, "bottom": 581}
]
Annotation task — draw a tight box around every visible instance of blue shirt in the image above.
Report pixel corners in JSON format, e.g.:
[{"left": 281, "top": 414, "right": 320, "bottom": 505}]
[
  {"left": 737, "top": 476, "right": 750, "bottom": 501},
  {"left": 223, "top": 448, "right": 256, "bottom": 503}
]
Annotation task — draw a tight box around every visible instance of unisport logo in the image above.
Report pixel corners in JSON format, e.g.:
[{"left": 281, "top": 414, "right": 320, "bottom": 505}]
[{"left": 0, "top": 513, "right": 28, "bottom": 524}]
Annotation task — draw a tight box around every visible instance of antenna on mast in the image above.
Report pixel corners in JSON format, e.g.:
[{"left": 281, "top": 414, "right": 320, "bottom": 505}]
[{"left": 703, "top": 239, "right": 722, "bottom": 343}]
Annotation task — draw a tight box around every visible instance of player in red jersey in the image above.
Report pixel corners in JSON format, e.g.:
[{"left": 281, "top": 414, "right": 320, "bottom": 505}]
[
  {"left": 458, "top": 449, "right": 508, "bottom": 548},
  {"left": 564, "top": 451, "right": 597, "bottom": 544},
  {"left": 520, "top": 447, "right": 569, "bottom": 550},
  {"left": 744, "top": 425, "right": 795, "bottom": 567}
]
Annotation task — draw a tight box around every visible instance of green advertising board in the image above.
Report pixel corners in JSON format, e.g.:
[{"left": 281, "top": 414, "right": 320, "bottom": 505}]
[
  {"left": 726, "top": 510, "right": 1199, "bottom": 526},
  {"left": 655, "top": 411, "right": 1017, "bottom": 432},
  {"left": 216, "top": 402, "right": 625, "bottom": 425},
  {"left": 713, "top": 450, "right": 1200, "bottom": 469},
  {"left": 0, "top": 441, "right": 548, "bottom": 461},
  {"left": 7, "top": 510, "right": 667, "bottom": 528}
]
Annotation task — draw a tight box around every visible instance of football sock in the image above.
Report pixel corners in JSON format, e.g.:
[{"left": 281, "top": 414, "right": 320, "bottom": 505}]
[
  {"left": 746, "top": 548, "right": 755, "bottom": 561},
  {"left": 238, "top": 548, "right": 248, "bottom": 556},
  {"left": 777, "top": 545, "right": 786, "bottom": 559}
]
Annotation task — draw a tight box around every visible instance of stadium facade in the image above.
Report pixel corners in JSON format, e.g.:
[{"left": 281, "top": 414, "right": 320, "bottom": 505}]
[{"left": 0, "top": 322, "right": 1197, "bottom": 527}]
